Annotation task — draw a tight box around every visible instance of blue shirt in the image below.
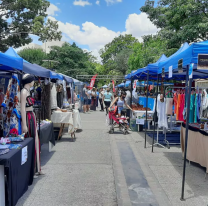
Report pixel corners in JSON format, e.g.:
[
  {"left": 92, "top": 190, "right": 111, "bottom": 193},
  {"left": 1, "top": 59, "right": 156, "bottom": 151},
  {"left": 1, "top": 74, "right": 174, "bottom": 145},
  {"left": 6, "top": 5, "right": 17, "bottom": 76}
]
[{"left": 104, "top": 92, "right": 112, "bottom": 102}]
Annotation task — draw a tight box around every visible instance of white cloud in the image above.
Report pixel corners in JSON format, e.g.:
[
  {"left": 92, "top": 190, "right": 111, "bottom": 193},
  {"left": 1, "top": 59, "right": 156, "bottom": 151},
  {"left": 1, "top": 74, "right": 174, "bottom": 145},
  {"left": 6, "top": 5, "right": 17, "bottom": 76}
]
[
  {"left": 73, "top": 0, "right": 92, "bottom": 6},
  {"left": 124, "top": 13, "right": 158, "bottom": 41},
  {"left": 24, "top": 13, "right": 157, "bottom": 60},
  {"left": 96, "top": 0, "right": 100, "bottom": 5},
  {"left": 46, "top": 3, "right": 60, "bottom": 16},
  {"left": 105, "top": 0, "right": 122, "bottom": 5}
]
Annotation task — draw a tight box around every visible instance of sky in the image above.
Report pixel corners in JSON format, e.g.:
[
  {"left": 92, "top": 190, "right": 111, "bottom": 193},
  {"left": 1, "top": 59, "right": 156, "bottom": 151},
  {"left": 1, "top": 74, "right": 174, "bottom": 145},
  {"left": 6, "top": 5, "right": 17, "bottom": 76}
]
[{"left": 29, "top": 0, "right": 158, "bottom": 59}]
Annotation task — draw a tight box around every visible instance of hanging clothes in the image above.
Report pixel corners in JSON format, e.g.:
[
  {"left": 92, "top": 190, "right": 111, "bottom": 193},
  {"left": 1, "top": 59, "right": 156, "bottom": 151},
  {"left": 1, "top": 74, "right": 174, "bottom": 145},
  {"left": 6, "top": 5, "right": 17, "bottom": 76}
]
[
  {"left": 166, "top": 98, "right": 173, "bottom": 115},
  {"left": 179, "top": 93, "right": 185, "bottom": 121},
  {"left": 194, "top": 94, "right": 198, "bottom": 123},
  {"left": 41, "top": 84, "right": 51, "bottom": 120},
  {"left": 197, "top": 93, "right": 201, "bottom": 121},
  {"left": 173, "top": 93, "right": 177, "bottom": 114},
  {"left": 51, "top": 83, "right": 57, "bottom": 109},
  {"left": 26, "top": 111, "right": 41, "bottom": 173},
  {"left": 1, "top": 75, "right": 21, "bottom": 136},
  {"left": 157, "top": 94, "right": 168, "bottom": 129},
  {"left": 189, "top": 94, "right": 195, "bottom": 123},
  {"left": 176, "top": 94, "right": 181, "bottom": 120},
  {"left": 57, "top": 84, "right": 64, "bottom": 108}
]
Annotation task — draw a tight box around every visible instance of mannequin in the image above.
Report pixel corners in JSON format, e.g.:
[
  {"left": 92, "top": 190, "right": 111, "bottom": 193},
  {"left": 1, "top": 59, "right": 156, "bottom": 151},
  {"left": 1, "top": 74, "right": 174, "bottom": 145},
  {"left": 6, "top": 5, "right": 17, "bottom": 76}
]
[{"left": 21, "top": 74, "right": 43, "bottom": 177}]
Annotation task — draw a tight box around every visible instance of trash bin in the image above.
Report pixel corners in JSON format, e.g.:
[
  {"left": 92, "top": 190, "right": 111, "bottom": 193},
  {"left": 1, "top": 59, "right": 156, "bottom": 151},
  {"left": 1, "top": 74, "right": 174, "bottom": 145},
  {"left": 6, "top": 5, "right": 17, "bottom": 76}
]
[{"left": 130, "top": 118, "right": 138, "bottom": 131}]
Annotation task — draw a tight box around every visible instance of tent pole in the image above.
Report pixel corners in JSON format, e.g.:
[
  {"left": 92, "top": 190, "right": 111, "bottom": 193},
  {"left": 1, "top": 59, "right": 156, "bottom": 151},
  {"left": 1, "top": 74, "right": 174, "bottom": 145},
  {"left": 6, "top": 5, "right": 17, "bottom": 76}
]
[
  {"left": 181, "top": 68, "right": 192, "bottom": 201},
  {"left": 144, "top": 70, "right": 149, "bottom": 148},
  {"left": 185, "top": 66, "right": 189, "bottom": 106},
  {"left": 130, "top": 75, "right": 133, "bottom": 107},
  {"left": 152, "top": 74, "right": 159, "bottom": 152}
]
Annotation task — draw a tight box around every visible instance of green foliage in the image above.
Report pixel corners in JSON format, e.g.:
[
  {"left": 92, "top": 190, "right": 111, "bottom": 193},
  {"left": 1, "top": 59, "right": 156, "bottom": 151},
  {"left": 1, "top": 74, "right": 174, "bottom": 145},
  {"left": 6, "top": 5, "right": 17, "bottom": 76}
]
[
  {"left": 0, "top": 0, "right": 62, "bottom": 52},
  {"left": 99, "top": 34, "right": 137, "bottom": 75},
  {"left": 18, "top": 48, "right": 47, "bottom": 66},
  {"left": 141, "top": 0, "right": 208, "bottom": 48},
  {"left": 48, "top": 42, "right": 97, "bottom": 81},
  {"left": 128, "top": 35, "right": 177, "bottom": 72}
]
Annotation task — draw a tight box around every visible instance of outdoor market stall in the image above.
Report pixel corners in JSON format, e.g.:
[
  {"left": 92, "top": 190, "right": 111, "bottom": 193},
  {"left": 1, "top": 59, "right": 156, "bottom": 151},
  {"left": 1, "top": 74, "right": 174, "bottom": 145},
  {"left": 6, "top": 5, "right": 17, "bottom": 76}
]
[{"left": 0, "top": 52, "right": 36, "bottom": 206}]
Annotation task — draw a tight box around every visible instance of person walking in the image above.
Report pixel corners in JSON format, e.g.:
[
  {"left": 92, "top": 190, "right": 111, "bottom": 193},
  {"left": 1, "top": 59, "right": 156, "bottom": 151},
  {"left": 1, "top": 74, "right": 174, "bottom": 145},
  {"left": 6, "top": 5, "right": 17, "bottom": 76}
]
[
  {"left": 83, "top": 84, "right": 88, "bottom": 113},
  {"left": 102, "top": 88, "right": 113, "bottom": 115},
  {"left": 91, "top": 87, "right": 96, "bottom": 111},
  {"left": 99, "top": 88, "right": 104, "bottom": 111},
  {"left": 96, "top": 88, "right": 99, "bottom": 107}
]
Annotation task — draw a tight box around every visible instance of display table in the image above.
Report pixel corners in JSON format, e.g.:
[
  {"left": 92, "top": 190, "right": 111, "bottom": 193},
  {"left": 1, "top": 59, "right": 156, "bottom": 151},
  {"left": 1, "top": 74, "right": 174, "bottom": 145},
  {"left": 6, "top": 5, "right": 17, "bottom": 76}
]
[
  {"left": 39, "top": 122, "right": 55, "bottom": 152},
  {"left": 51, "top": 111, "right": 73, "bottom": 140},
  {"left": 181, "top": 123, "right": 208, "bottom": 173},
  {"left": 0, "top": 138, "right": 34, "bottom": 206}
]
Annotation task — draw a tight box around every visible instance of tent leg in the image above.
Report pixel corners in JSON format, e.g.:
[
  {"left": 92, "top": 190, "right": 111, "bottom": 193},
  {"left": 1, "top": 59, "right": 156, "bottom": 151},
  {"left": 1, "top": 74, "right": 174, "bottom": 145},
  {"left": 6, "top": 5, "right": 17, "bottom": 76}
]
[
  {"left": 181, "top": 75, "right": 192, "bottom": 201},
  {"left": 144, "top": 70, "right": 149, "bottom": 148}
]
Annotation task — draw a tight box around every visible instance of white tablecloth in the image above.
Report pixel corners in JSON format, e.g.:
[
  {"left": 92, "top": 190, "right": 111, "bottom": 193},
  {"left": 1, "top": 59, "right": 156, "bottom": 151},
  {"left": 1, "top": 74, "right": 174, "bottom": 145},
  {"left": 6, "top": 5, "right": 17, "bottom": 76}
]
[{"left": 51, "top": 110, "right": 82, "bottom": 134}]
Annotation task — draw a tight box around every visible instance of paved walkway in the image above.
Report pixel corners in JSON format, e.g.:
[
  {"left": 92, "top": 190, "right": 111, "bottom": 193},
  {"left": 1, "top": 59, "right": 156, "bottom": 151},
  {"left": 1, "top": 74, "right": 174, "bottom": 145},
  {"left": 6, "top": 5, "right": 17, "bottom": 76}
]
[{"left": 17, "top": 110, "right": 208, "bottom": 206}]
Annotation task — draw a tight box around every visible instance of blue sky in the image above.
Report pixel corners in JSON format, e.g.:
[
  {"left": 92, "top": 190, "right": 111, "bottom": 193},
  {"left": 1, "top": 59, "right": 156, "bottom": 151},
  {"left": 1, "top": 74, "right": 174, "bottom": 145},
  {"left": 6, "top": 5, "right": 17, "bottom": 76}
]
[{"left": 29, "top": 0, "right": 158, "bottom": 58}]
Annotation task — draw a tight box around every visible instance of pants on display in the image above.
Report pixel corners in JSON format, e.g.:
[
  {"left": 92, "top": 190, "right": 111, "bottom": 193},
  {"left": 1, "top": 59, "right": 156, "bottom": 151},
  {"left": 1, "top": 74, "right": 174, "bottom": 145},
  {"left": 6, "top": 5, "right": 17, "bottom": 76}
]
[
  {"left": 104, "top": 101, "right": 111, "bottom": 114},
  {"left": 26, "top": 111, "right": 41, "bottom": 174},
  {"left": 99, "top": 99, "right": 104, "bottom": 111}
]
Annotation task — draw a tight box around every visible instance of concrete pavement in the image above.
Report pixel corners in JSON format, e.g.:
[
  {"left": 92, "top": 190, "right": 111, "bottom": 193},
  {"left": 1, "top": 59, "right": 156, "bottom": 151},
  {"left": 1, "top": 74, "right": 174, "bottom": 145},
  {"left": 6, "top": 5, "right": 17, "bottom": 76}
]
[{"left": 16, "top": 110, "right": 208, "bottom": 206}]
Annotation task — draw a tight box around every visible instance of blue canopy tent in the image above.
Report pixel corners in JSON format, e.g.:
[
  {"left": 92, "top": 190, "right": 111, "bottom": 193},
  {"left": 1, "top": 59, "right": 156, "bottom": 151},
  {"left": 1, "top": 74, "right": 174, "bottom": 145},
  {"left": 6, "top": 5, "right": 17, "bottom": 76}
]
[
  {"left": 50, "top": 71, "right": 63, "bottom": 80},
  {"left": 158, "top": 40, "right": 208, "bottom": 79},
  {"left": 5, "top": 47, "right": 29, "bottom": 63},
  {"left": 58, "top": 73, "right": 74, "bottom": 83},
  {"left": 0, "top": 52, "right": 23, "bottom": 71}
]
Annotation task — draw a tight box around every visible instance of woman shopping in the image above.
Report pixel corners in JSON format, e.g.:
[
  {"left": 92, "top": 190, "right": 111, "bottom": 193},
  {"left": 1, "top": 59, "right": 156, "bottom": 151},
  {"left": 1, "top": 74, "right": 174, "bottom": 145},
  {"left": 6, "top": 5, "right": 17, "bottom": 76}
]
[
  {"left": 102, "top": 88, "right": 113, "bottom": 114},
  {"left": 110, "top": 91, "right": 134, "bottom": 117},
  {"left": 91, "top": 87, "right": 97, "bottom": 111}
]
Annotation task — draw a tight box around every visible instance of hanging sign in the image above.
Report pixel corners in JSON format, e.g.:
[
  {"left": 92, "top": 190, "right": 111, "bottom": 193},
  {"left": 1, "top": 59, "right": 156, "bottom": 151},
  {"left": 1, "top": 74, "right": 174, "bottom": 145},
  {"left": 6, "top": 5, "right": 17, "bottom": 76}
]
[
  {"left": 112, "top": 80, "right": 115, "bottom": 92},
  {"left": 136, "top": 118, "right": 145, "bottom": 125},
  {"left": 169, "top": 66, "right": 173, "bottom": 78},
  {"left": 89, "top": 74, "right": 98, "bottom": 89},
  {"left": 21, "top": 146, "right": 28, "bottom": 165},
  {"left": 198, "top": 54, "right": 208, "bottom": 70},
  {"left": 178, "top": 59, "right": 183, "bottom": 73},
  {"left": 189, "top": 63, "right": 194, "bottom": 79},
  {"left": 162, "top": 68, "right": 165, "bottom": 77}
]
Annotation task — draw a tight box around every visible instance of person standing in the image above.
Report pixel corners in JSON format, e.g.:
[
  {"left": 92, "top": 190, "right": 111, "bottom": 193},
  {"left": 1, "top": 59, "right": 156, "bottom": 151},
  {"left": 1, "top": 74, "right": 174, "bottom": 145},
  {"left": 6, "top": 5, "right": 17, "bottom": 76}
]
[
  {"left": 99, "top": 88, "right": 104, "bottom": 111},
  {"left": 87, "top": 88, "right": 92, "bottom": 112},
  {"left": 91, "top": 87, "right": 96, "bottom": 111},
  {"left": 102, "top": 88, "right": 113, "bottom": 114},
  {"left": 124, "top": 88, "right": 131, "bottom": 122},
  {"left": 83, "top": 84, "right": 88, "bottom": 113},
  {"left": 96, "top": 88, "right": 99, "bottom": 107}
]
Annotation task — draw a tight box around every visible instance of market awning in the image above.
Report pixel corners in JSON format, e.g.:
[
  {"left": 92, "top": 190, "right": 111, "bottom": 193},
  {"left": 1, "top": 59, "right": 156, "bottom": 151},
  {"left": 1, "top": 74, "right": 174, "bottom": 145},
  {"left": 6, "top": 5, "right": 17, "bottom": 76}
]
[
  {"left": 5, "top": 47, "right": 29, "bottom": 63},
  {"left": 0, "top": 52, "right": 23, "bottom": 71}
]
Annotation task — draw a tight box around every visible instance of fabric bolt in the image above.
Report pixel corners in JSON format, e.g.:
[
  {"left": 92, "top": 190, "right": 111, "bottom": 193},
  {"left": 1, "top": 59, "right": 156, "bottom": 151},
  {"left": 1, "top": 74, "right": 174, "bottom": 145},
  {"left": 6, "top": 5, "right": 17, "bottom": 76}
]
[
  {"left": 166, "top": 98, "right": 173, "bottom": 115},
  {"left": 179, "top": 94, "right": 185, "bottom": 121},
  {"left": 26, "top": 111, "right": 41, "bottom": 173},
  {"left": 1, "top": 75, "right": 21, "bottom": 137},
  {"left": 157, "top": 94, "right": 168, "bottom": 129}
]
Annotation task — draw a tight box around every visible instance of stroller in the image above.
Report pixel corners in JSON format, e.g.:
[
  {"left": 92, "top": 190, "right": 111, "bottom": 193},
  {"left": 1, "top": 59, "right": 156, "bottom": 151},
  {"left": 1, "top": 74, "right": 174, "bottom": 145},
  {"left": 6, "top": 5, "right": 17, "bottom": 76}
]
[{"left": 108, "top": 106, "right": 129, "bottom": 135}]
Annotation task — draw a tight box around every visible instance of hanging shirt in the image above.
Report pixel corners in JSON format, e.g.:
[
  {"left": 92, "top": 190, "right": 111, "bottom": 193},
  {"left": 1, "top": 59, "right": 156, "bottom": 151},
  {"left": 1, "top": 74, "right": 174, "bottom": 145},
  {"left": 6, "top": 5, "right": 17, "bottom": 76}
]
[
  {"left": 176, "top": 94, "right": 181, "bottom": 120},
  {"left": 157, "top": 94, "right": 168, "bottom": 129},
  {"left": 166, "top": 98, "right": 173, "bottom": 115},
  {"left": 179, "top": 94, "right": 185, "bottom": 121},
  {"left": 173, "top": 93, "right": 177, "bottom": 114},
  {"left": 194, "top": 94, "right": 198, "bottom": 123},
  {"left": 189, "top": 94, "right": 195, "bottom": 123}
]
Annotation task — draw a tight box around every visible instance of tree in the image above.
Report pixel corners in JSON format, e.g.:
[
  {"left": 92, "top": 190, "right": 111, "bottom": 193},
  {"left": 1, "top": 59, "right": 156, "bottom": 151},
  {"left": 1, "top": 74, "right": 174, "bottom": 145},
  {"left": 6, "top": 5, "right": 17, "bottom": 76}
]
[
  {"left": 141, "top": 0, "right": 208, "bottom": 48},
  {"left": 18, "top": 48, "right": 47, "bottom": 66},
  {"left": 128, "top": 35, "right": 177, "bottom": 72},
  {"left": 99, "top": 34, "right": 138, "bottom": 65},
  {"left": 0, "top": 0, "right": 62, "bottom": 51},
  {"left": 48, "top": 42, "right": 96, "bottom": 81}
]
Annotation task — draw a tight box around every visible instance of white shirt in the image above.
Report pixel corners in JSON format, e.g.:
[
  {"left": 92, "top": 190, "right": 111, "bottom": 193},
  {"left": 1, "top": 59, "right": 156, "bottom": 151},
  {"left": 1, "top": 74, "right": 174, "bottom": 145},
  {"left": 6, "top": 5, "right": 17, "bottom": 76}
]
[{"left": 88, "top": 90, "right": 91, "bottom": 99}]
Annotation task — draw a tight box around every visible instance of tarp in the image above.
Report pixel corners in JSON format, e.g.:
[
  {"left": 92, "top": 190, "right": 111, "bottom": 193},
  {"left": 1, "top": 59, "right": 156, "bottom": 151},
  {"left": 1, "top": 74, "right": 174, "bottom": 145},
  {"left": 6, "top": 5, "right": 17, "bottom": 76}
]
[
  {"left": 158, "top": 42, "right": 190, "bottom": 73},
  {"left": 22, "top": 63, "right": 51, "bottom": 78},
  {"left": 50, "top": 71, "right": 63, "bottom": 80},
  {"left": 0, "top": 52, "right": 23, "bottom": 71},
  {"left": 58, "top": 73, "right": 73, "bottom": 83},
  {"left": 5, "top": 47, "right": 29, "bottom": 63}
]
